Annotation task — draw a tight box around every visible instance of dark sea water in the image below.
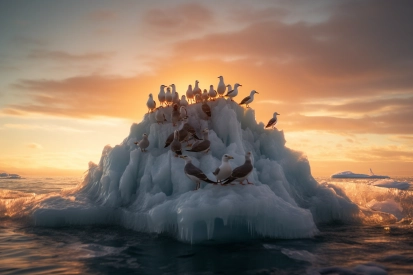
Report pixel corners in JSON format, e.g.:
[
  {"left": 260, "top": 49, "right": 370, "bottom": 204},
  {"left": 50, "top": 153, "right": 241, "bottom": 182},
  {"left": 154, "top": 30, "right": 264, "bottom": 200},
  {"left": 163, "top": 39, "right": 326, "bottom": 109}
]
[{"left": 1, "top": 177, "right": 413, "bottom": 275}]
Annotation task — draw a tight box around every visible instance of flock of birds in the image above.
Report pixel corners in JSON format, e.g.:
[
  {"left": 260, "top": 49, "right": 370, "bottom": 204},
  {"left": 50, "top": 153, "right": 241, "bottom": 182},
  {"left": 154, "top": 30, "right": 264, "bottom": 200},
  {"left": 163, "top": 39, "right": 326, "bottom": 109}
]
[{"left": 135, "top": 76, "right": 280, "bottom": 190}]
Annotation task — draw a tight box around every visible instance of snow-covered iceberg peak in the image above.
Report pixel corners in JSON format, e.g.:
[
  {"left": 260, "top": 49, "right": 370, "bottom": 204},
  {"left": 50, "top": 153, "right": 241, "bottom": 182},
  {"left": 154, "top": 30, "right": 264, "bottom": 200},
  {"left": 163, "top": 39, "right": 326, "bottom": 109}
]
[{"left": 34, "top": 98, "right": 360, "bottom": 243}]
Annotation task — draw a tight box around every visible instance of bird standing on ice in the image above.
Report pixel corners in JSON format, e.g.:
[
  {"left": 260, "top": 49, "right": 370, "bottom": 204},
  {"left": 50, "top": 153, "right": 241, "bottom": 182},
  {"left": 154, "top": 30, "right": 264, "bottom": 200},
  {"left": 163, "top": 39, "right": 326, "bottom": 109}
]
[
  {"left": 171, "top": 84, "right": 180, "bottom": 105},
  {"left": 202, "top": 89, "right": 209, "bottom": 101},
  {"left": 186, "top": 128, "right": 210, "bottom": 153},
  {"left": 193, "top": 80, "right": 202, "bottom": 97},
  {"left": 222, "top": 152, "right": 254, "bottom": 185},
  {"left": 225, "top": 83, "right": 242, "bottom": 101},
  {"left": 170, "top": 130, "right": 182, "bottom": 157},
  {"left": 180, "top": 106, "right": 187, "bottom": 120},
  {"left": 265, "top": 112, "right": 280, "bottom": 129},
  {"left": 158, "top": 85, "right": 167, "bottom": 106},
  {"left": 146, "top": 93, "right": 156, "bottom": 113},
  {"left": 186, "top": 85, "right": 194, "bottom": 104},
  {"left": 155, "top": 107, "right": 167, "bottom": 124},
  {"left": 239, "top": 90, "right": 259, "bottom": 108},
  {"left": 180, "top": 95, "right": 188, "bottom": 106},
  {"left": 165, "top": 87, "right": 173, "bottom": 106},
  {"left": 134, "top": 133, "right": 150, "bottom": 152},
  {"left": 201, "top": 99, "right": 211, "bottom": 118},
  {"left": 171, "top": 104, "right": 180, "bottom": 126},
  {"left": 179, "top": 155, "right": 216, "bottom": 190},
  {"left": 213, "top": 154, "right": 234, "bottom": 184},
  {"left": 217, "top": 76, "right": 226, "bottom": 97},
  {"left": 208, "top": 85, "right": 217, "bottom": 100}
]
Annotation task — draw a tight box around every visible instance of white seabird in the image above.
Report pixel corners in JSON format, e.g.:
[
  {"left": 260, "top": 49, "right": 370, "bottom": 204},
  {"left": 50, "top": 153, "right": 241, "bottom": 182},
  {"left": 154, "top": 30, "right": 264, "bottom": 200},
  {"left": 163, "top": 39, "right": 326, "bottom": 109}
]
[
  {"left": 165, "top": 87, "right": 173, "bottom": 106},
  {"left": 225, "top": 83, "right": 242, "bottom": 101},
  {"left": 195, "top": 93, "right": 202, "bottom": 103},
  {"left": 186, "top": 85, "right": 194, "bottom": 104},
  {"left": 193, "top": 80, "right": 202, "bottom": 96},
  {"left": 170, "top": 130, "right": 182, "bottom": 157},
  {"left": 222, "top": 152, "right": 254, "bottom": 185},
  {"left": 239, "top": 90, "right": 259, "bottom": 108},
  {"left": 186, "top": 128, "right": 210, "bottom": 153},
  {"left": 179, "top": 155, "right": 216, "bottom": 190},
  {"left": 171, "top": 84, "right": 180, "bottom": 105},
  {"left": 265, "top": 112, "right": 280, "bottom": 129},
  {"left": 158, "top": 85, "right": 167, "bottom": 106},
  {"left": 213, "top": 154, "right": 234, "bottom": 184},
  {"left": 208, "top": 85, "right": 217, "bottom": 100},
  {"left": 134, "top": 133, "right": 150, "bottom": 152},
  {"left": 155, "top": 106, "right": 167, "bottom": 124},
  {"left": 202, "top": 89, "right": 209, "bottom": 101},
  {"left": 217, "top": 76, "right": 226, "bottom": 97},
  {"left": 180, "top": 106, "right": 188, "bottom": 120},
  {"left": 146, "top": 93, "right": 156, "bottom": 113},
  {"left": 180, "top": 95, "right": 188, "bottom": 106}
]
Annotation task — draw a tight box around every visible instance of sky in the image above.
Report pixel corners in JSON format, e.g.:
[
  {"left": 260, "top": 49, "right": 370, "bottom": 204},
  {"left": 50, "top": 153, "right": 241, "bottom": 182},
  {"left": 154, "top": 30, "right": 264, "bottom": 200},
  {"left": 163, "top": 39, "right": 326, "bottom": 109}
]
[{"left": 0, "top": 0, "right": 412, "bottom": 177}]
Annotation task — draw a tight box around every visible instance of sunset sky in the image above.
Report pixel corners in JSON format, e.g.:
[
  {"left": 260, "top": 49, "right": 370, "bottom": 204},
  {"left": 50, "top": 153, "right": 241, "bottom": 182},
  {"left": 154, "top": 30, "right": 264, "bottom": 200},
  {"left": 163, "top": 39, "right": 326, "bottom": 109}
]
[{"left": 1, "top": 0, "right": 412, "bottom": 177}]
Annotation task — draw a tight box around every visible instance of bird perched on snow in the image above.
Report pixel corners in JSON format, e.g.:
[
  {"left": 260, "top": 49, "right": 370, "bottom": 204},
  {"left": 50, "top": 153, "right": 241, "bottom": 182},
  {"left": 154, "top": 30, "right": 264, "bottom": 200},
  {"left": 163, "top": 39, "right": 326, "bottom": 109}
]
[
  {"left": 171, "top": 104, "right": 180, "bottom": 126},
  {"left": 265, "top": 112, "right": 280, "bottom": 129},
  {"left": 225, "top": 84, "right": 232, "bottom": 96},
  {"left": 195, "top": 93, "right": 202, "bottom": 103},
  {"left": 165, "top": 87, "right": 173, "bottom": 106},
  {"left": 213, "top": 154, "right": 234, "bottom": 184},
  {"left": 222, "top": 152, "right": 254, "bottom": 185},
  {"left": 201, "top": 99, "right": 211, "bottom": 118},
  {"left": 186, "top": 85, "right": 194, "bottom": 104},
  {"left": 179, "top": 155, "right": 216, "bottom": 190},
  {"left": 180, "top": 95, "right": 188, "bottom": 106},
  {"left": 170, "top": 130, "right": 182, "bottom": 157},
  {"left": 134, "top": 133, "right": 150, "bottom": 152},
  {"left": 186, "top": 128, "right": 210, "bottom": 153},
  {"left": 158, "top": 85, "right": 167, "bottom": 106},
  {"left": 217, "top": 76, "right": 226, "bottom": 97},
  {"left": 155, "top": 106, "right": 167, "bottom": 124},
  {"left": 202, "top": 89, "right": 209, "bottom": 101},
  {"left": 180, "top": 106, "right": 188, "bottom": 120},
  {"left": 146, "top": 93, "right": 156, "bottom": 113},
  {"left": 225, "top": 83, "right": 242, "bottom": 101},
  {"left": 239, "top": 90, "right": 259, "bottom": 108},
  {"left": 182, "top": 116, "right": 200, "bottom": 142},
  {"left": 208, "top": 85, "right": 217, "bottom": 100}
]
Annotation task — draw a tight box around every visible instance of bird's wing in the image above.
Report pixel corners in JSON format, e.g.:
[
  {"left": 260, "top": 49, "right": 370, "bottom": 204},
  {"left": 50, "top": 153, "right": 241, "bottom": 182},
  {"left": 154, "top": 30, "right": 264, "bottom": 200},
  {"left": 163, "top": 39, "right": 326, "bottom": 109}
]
[
  {"left": 226, "top": 89, "right": 235, "bottom": 96},
  {"left": 185, "top": 163, "right": 209, "bottom": 181},
  {"left": 186, "top": 140, "right": 210, "bottom": 152},
  {"left": 231, "top": 162, "right": 253, "bottom": 178},
  {"left": 239, "top": 96, "right": 250, "bottom": 105},
  {"left": 265, "top": 118, "right": 276, "bottom": 128},
  {"left": 164, "top": 133, "right": 174, "bottom": 147},
  {"left": 202, "top": 104, "right": 211, "bottom": 116},
  {"left": 213, "top": 167, "right": 220, "bottom": 175}
]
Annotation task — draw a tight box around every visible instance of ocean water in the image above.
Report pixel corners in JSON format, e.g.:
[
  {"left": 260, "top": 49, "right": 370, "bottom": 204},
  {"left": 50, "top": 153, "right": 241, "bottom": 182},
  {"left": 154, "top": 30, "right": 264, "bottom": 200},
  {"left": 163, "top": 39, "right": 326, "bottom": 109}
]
[{"left": 1, "top": 176, "right": 413, "bottom": 275}]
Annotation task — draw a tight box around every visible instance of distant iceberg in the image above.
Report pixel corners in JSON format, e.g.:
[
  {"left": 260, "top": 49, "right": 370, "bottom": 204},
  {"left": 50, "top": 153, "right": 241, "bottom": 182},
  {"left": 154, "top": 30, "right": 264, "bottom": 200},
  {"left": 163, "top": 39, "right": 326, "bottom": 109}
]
[
  {"left": 331, "top": 170, "right": 389, "bottom": 179},
  {"left": 0, "top": 172, "right": 22, "bottom": 179},
  {"left": 33, "top": 99, "right": 363, "bottom": 243}
]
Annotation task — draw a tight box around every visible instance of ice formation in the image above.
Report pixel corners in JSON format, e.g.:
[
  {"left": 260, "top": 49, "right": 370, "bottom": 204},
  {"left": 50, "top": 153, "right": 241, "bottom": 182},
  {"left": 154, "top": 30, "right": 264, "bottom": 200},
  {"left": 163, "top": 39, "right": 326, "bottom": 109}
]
[{"left": 33, "top": 99, "right": 364, "bottom": 243}]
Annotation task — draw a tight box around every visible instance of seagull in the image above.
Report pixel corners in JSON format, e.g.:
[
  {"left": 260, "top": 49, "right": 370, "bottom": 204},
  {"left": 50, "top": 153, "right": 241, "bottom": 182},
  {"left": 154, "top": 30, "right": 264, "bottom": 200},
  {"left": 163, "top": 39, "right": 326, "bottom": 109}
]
[
  {"left": 158, "top": 85, "right": 167, "bottom": 106},
  {"left": 180, "top": 95, "right": 188, "bottom": 106},
  {"left": 208, "top": 85, "right": 217, "bottom": 100},
  {"left": 195, "top": 93, "right": 202, "bottom": 103},
  {"left": 186, "top": 128, "right": 210, "bottom": 153},
  {"left": 186, "top": 85, "right": 194, "bottom": 104},
  {"left": 225, "top": 84, "right": 232, "bottom": 97},
  {"left": 155, "top": 106, "right": 167, "bottom": 124},
  {"left": 180, "top": 106, "right": 188, "bottom": 120},
  {"left": 170, "top": 130, "right": 182, "bottom": 157},
  {"left": 201, "top": 99, "right": 211, "bottom": 118},
  {"left": 217, "top": 76, "right": 226, "bottom": 97},
  {"left": 239, "top": 90, "right": 259, "bottom": 108},
  {"left": 202, "top": 89, "right": 209, "bottom": 101},
  {"left": 171, "top": 84, "right": 180, "bottom": 105},
  {"left": 165, "top": 87, "right": 173, "bottom": 106},
  {"left": 179, "top": 155, "right": 216, "bottom": 190},
  {"left": 222, "top": 152, "right": 254, "bottom": 185},
  {"left": 182, "top": 116, "right": 200, "bottom": 142},
  {"left": 146, "top": 93, "right": 156, "bottom": 113},
  {"left": 225, "top": 83, "right": 242, "bottom": 101},
  {"left": 171, "top": 104, "right": 180, "bottom": 126},
  {"left": 134, "top": 133, "right": 150, "bottom": 152},
  {"left": 265, "top": 112, "right": 280, "bottom": 129},
  {"left": 213, "top": 154, "right": 234, "bottom": 184},
  {"left": 193, "top": 80, "right": 202, "bottom": 97}
]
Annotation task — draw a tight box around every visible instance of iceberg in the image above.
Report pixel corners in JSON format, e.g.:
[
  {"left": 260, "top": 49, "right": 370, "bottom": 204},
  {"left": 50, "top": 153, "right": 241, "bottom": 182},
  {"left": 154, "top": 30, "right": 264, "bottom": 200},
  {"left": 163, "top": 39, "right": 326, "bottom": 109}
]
[
  {"left": 331, "top": 170, "right": 389, "bottom": 179},
  {"left": 33, "top": 99, "right": 361, "bottom": 243}
]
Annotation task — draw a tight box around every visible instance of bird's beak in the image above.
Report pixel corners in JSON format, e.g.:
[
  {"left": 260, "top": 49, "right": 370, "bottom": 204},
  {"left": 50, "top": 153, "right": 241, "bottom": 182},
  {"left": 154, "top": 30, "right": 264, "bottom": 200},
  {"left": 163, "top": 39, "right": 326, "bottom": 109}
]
[
  {"left": 256, "top": 91, "right": 259, "bottom": 94},
  {"left": 239, "top": 84, "right": 242, "bottom": 86},
  {"left": 228, "top": 156, "right": 234, "bottom": 159},
  {"left": 179, "top": 155, "right": 185, "bottom": 159}
]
